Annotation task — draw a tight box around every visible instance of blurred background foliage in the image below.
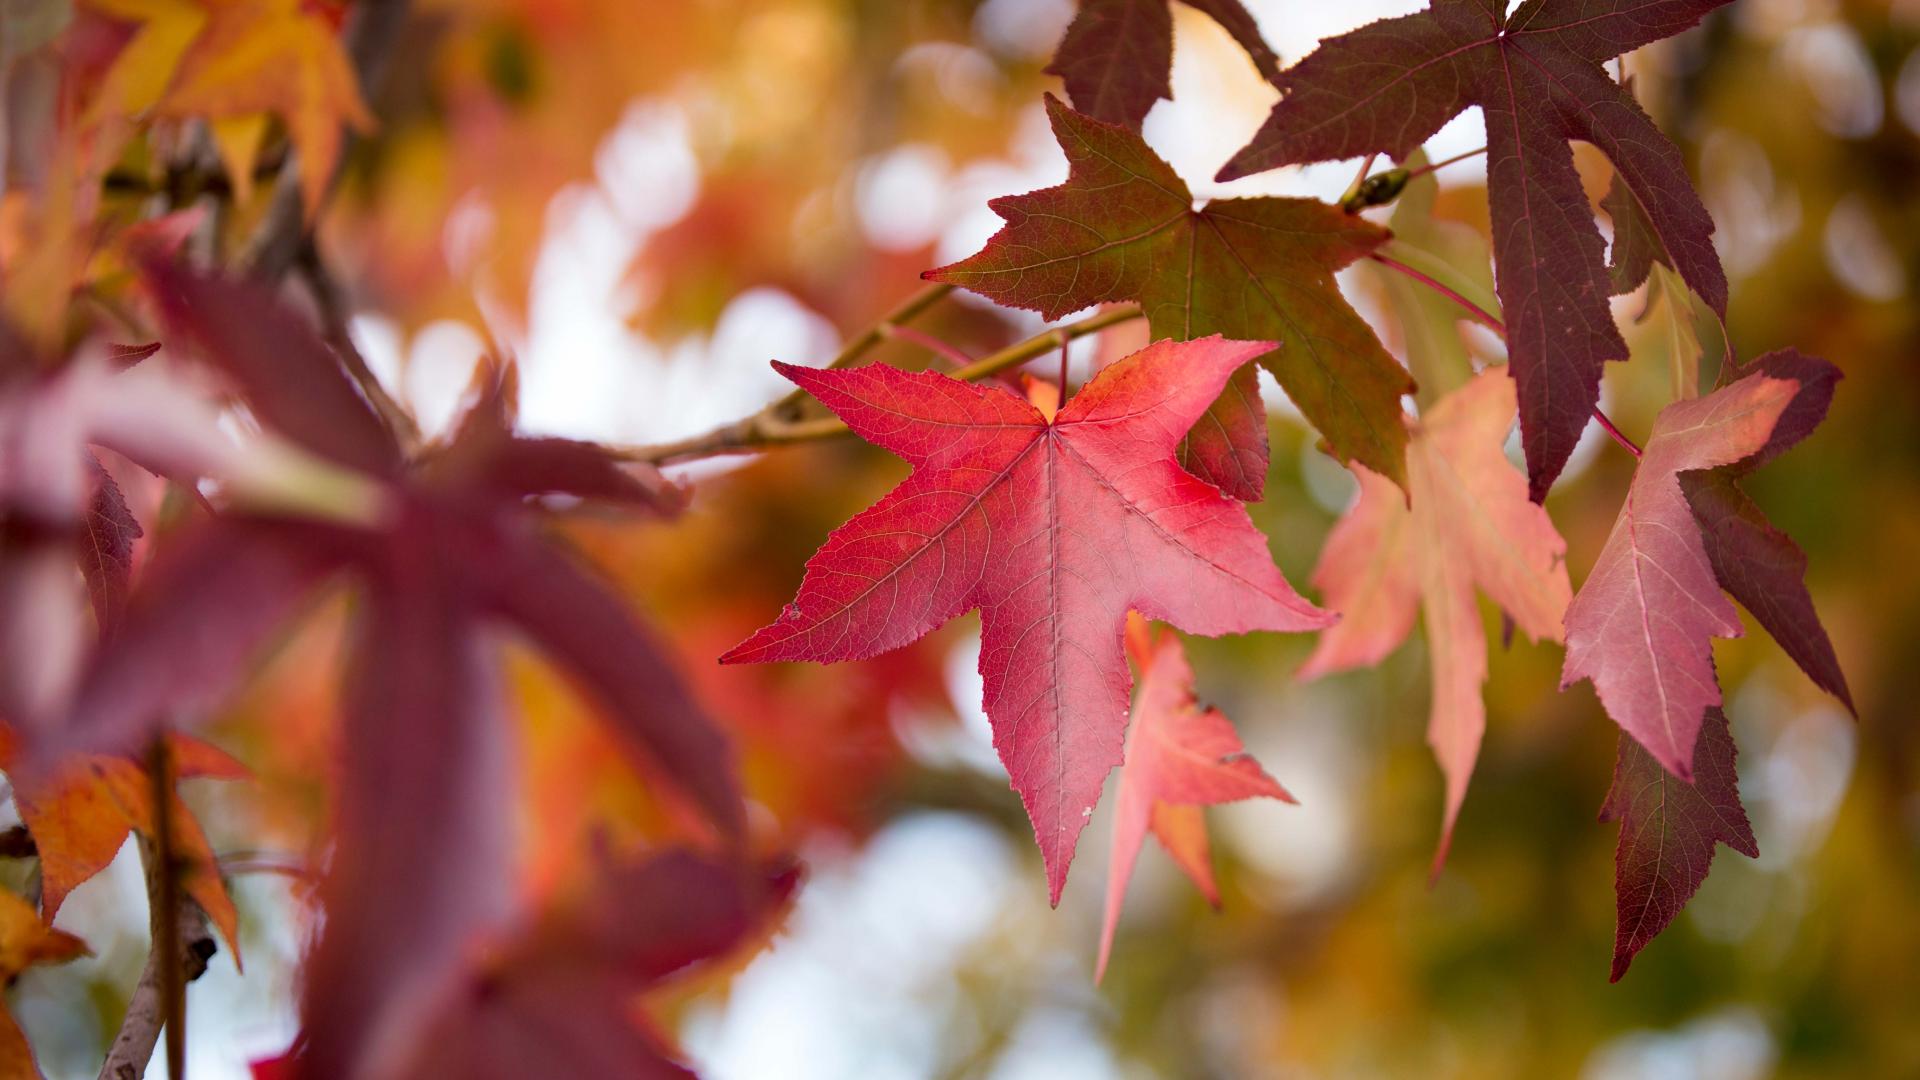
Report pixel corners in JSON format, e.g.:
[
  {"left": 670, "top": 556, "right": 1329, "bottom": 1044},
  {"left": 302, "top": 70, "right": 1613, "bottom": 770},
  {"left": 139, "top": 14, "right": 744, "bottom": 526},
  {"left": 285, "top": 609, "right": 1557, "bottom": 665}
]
[{"left": 4, "top": 0, "right": 1917, "bottom": 1077}]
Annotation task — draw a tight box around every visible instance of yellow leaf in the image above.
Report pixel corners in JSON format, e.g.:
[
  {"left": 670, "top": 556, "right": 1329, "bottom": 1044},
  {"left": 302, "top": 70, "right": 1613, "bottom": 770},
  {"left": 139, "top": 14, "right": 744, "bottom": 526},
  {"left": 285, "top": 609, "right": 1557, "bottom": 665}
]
[
  {"left": 211, "top": 111, "right": 270, "bottom": 204},
  {"left": 80, "top": 0, "right": 208, "bottom": 124},
  {"left": 0, "top": 887, "right": 86, "bottom": 1080},
  {"left": 160, "top": 0, "right": 374, "bottom": 214}
]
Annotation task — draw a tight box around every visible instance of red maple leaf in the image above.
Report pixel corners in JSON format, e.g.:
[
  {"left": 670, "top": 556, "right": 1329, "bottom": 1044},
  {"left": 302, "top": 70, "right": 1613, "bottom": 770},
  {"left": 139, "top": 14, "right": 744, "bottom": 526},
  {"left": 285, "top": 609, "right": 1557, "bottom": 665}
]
[
  {"left": 1216, "top": 0, "right": 1732, "bottom": 499},
  {"left": 724, "top": 336, "right": 1330, "bottom": 901},
  {"left": 1046, "top": 0, "right": 1281, "bottom": 130},
  {"left": 1680, "top": 351, "right": 1852, "bottom": 714},
  {"left": 54, "top": 263, "right": 744, "bottom": 1080},
  {"left": 1099, "top": 615, "right": 1290, "bottom": 981},
  {"left": 1562, "top": 356, "right": 1833, "bottom": 779},
  {"left": 256, "top": 851, "right": 796, "bottom": 1080},
  {"left": 1599, "top": 705, "right": 1755, "bottom": 981}
]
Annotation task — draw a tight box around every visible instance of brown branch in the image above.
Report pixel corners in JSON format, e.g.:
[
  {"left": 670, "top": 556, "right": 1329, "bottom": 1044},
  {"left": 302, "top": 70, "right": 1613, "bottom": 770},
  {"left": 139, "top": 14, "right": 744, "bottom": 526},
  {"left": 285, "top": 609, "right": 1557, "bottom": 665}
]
[
  {"left": 98, "top": 832, "right": 218, "bottom": 1080},
  {"left": 240, "top": 0, "right": 413, "bottom": 280},
  {"left": 296, "top": 239, "right": 421, "bottom": 449},
  {"left": 617, "top": 305, "right": 1143, "bottom": 465},
  {"left": 761, "top": 282, "right": 954, "bottom": 421}
]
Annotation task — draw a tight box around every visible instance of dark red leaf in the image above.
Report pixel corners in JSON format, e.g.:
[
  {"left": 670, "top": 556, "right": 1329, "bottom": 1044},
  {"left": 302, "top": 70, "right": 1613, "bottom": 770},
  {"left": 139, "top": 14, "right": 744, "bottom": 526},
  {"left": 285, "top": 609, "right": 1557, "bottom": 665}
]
[
  {"left": 1217, "top": 0, "right": 1732, "bottom": 499},
  {"left": 79, "top": 457, "right": 141, "bottom": 635},
  {"left": 462, "top": 521, "right": 743, "bottom": 840},
  {"left": 60, "top": 516, "right": 350, "bottom": 759},
  {"left": 1046, "top": 0, "right": 1280, "bottom": 131},
  {"left": 390, "top": 851, "right": 797, "bottom": 1080},
  {"left": 928, "top": 97, "right": 1408, "bottom": 499},
  {"left": 1682, "top": 350, "right": 1851, "bottom": 713},
  {"left": 298, "top": 538, "right": 513, "bottom": 1080},
  {"left": 142, "top": 260, "right": 401, "bottom": 476},
  {"left": 1600, "top": 705, "right": 1756, "bottom": 981}
]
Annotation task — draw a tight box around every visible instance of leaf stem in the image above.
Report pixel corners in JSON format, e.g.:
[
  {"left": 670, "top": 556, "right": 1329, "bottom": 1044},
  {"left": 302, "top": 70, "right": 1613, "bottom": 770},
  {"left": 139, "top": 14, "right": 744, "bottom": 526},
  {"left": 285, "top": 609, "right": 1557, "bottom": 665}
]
[
  {"left": 764, "top": 282, "right": 955, "bottom": 419},
  {"left": 1368, "top": 252, "right": 1644, "bottom": 457},
  {"left": 1587, "top": 407, "right": 1644, "bottom": 458},
  {"left": 1369, "top": 252, "right": 1502, "bottom": 333},
  {"left": 1403, "top": 146, "right": 1486, "bottom": 182},
  {"left": 619, "top": 304, "right": 1143, "bottom": 464},
  {"left": 1345, "top": 153, "right": 1379, "bottom": 202},
  {"left": 881, "top": 322, "right": 972, "bottom": 369}
]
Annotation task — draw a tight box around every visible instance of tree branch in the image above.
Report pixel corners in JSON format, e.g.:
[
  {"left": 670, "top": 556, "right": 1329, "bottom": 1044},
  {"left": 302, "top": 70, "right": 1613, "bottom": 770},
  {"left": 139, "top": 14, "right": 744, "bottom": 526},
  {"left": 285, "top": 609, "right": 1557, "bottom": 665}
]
[
  {"left": 240, "top": 0, "right": 413, "bottom": 281},
  {"left": 98, "top": 835, "right": 217, "bottom": 1080},
  {"left": 617, "top": 305, "right": 1143, "bottom": 465}
]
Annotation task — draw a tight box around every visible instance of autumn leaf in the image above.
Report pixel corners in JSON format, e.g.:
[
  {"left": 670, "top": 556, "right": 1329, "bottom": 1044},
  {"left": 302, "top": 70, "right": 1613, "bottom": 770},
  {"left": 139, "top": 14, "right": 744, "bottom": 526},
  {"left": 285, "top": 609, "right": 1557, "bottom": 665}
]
[
  {"left": 0, "top": 886, "right": 88, "bottom": 1079},
  {"left": 1300, "top": 369, "right": 1569, "bottom": 871},
  {"left": 81, "top": 456, "right": 142, "bottom": 633},
  {"left": 724, "top": 336, "right": 1331, "bottom": 902},
  {"left": 1099, "top": 614, "right": 1290, "bottom": 981},
  {"left": 1600, "top": 705, "right": 1755, "bottom": 981},
  {"left": 384, "top": 851, "right": 798, "bottom": 1080},
  {"left": 927, "top": 96, "right": 1411, "bottom": 501},
  {"left": 1047, "top": 0, "right": 1281, "bottom": 130},
  {"left": 56, "top": 266, "right": 746, "bottom": 1075},
  {"left": 0, "top": 725, "right": 247, "bottom": 959},
  {"left": 80, "top": 0, "right": 209, "bottom": 123},
  {"left": 1561, "top": 360, "right": 1818, "bottom": 779},
  {"left": 1217, "top": 0, "right": 1732, "bottom": 500},
  {"left": 1681, "top": 350, "right": 1852, "bottom": 713}
]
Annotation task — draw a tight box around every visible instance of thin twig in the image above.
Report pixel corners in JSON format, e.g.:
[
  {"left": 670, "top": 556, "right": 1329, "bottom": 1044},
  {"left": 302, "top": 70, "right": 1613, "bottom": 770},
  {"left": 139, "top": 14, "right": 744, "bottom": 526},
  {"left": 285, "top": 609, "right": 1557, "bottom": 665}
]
[
  {"left": 296, "top": 238, "right": 421, "bottom": 448},
  {"left": 764, "top": 282, "right": 953, "bottom": 419},
  {"left": 150, "top": 739, "right": 185, "bottom": 1079},
  {"left": 1369, "top": 252, "right": 1645, "bottom": 456},
  {"left": 1404, "top": 146, "right": 1486, "bottom": 182},
  {"left": 618, "top": 305, "right": 1143, "bottom": 465},
  {"left": 240, "top": 0, "right": 413, "bottom": 280},
  {"left": 1345, "top": 153, "right": 1379, "bottom": 202}
]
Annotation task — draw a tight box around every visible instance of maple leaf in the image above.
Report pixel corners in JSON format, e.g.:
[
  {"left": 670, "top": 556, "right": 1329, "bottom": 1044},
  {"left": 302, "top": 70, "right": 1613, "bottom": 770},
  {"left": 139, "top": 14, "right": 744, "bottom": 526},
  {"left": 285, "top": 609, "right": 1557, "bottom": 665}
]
[
  {"left": 0, "top": 728, "right": 248, "bottom": 961},
  {"left": 1098, "top": 615, "right": 1290, "bottom": 981},
  {"left": 86, "top": 0, "right": 375, "bottom": 212},
  {"left": 0, "top": 886, "right": 88, "bottom": 1079},
  {"left": 1561, "top": 355, "right": 1837, "bottom": 779},
  {"left": 80, "top": 0, "right": 209, "bottom": 124},
  {"left": 723, "top": 336, "right": 1331, "bottom": 902},
  {"left": 80, "top": 457, "right": 142, "bottom": 633},
  {"left": 0, "top": 341, "right": 341, "bottom": 732},
  {"left": 1047, "top": 0, "right": 1281, "bottom": 130},
  {"left": 384, "top": 851, "right": 798, "bottom": 1080},
  {"left": 1599, "top": 705, "right": 1755, "bottom": 981},
  {"left": 1216, "top": 0, "right": 1732, "bottom": 500},
  {"left": 1300, "top": 369, "right": 1569, "bottom": 871},
  {"left": 926, "top": 96, "right": 1412, "bottom": 502},
  {"left": 57, "top": 265, "right": 745, "bottom": 1078}
]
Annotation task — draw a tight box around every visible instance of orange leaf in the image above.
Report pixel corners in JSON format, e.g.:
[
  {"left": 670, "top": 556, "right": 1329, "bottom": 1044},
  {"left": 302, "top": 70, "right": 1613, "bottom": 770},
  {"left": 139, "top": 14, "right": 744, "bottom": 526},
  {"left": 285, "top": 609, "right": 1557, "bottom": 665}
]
[
  {"left": 2, "top": 731, "right": 247, "bottom": 965},
  {"left": 1300, "top": 369, "right": 1571, "bottom": 875},
  {"left": 0, "top": 887, "right": 87, "bottom": 1079}
]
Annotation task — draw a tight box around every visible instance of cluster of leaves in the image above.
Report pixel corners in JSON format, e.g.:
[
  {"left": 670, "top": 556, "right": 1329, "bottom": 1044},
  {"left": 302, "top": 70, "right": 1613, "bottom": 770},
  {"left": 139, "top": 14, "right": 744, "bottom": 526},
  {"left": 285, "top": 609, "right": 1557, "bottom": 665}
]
[
  {"left": 0, "top": 0, "right": 1863, "bottom": 1075},
  {"left": 728, "top": 0, "right": 1853, "bottom": 984}
]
